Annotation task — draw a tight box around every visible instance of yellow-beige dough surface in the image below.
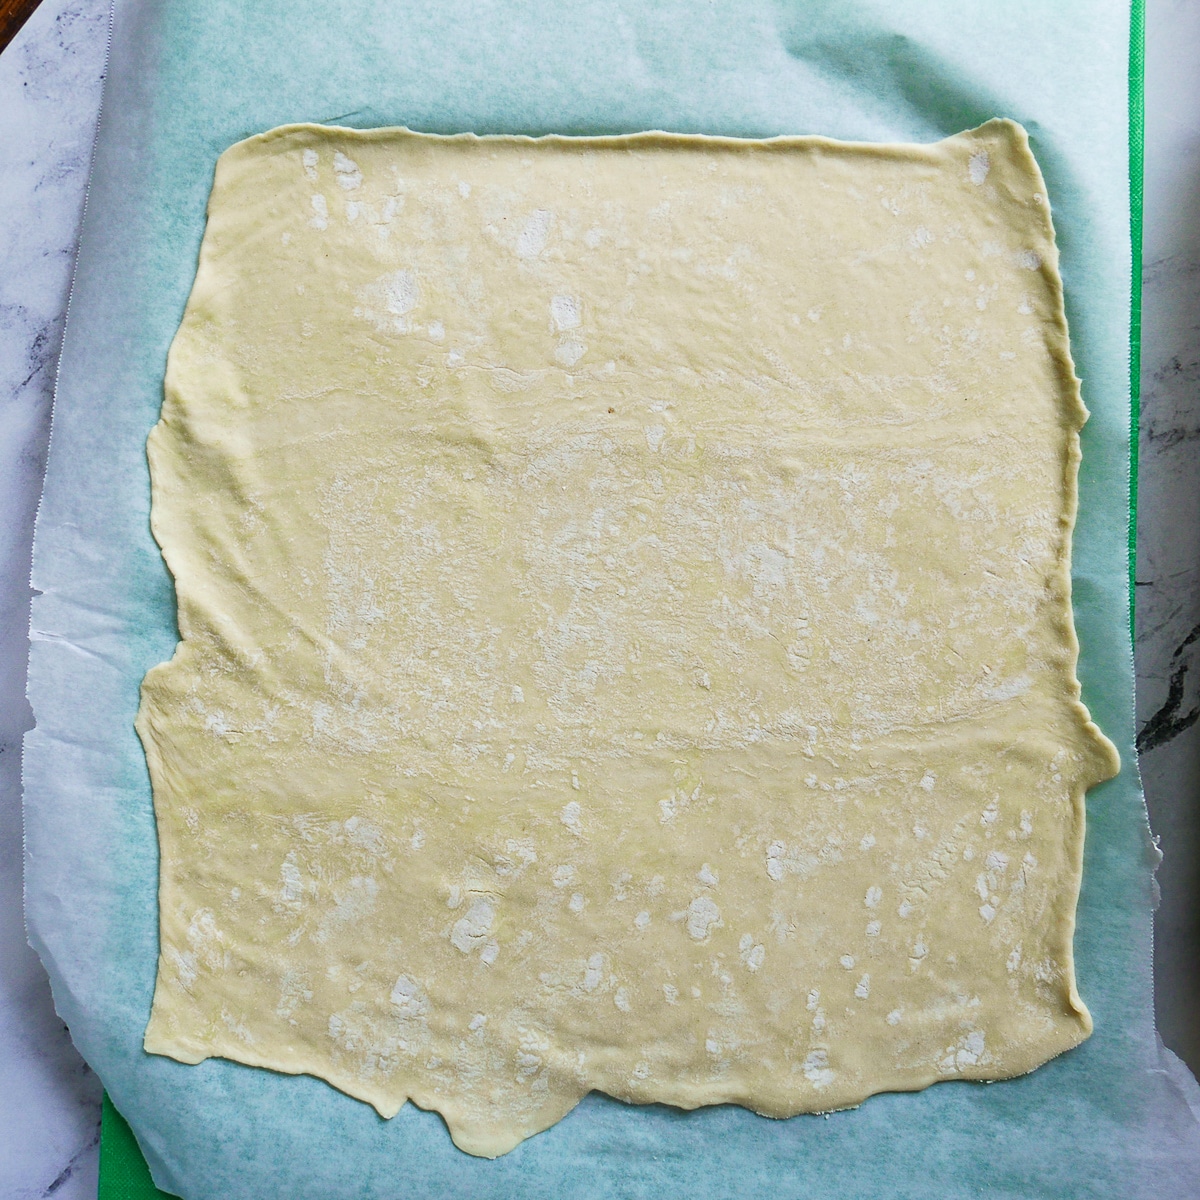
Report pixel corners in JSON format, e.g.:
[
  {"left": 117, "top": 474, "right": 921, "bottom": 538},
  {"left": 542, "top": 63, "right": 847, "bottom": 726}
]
[{"left": 138, "top": 120, "right": 1120, "bottom": 1157}]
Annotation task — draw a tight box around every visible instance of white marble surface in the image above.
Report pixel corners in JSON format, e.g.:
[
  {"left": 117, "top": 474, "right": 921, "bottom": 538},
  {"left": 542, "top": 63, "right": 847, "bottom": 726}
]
[
  {"left": 0, "top": 2, "right": 110, "bottom": 1197},
  {"left": 1137, "top": 0, "right": 1200, "bottom": 1075},
  {"left": 0, "top": 1, "right": 1197, "bottom": 1196}
]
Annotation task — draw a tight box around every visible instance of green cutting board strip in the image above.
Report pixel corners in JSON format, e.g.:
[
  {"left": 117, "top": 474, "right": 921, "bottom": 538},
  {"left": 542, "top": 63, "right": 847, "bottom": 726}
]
[
  {"left": 1129, "top": 0, "right": 1145, "bottom": 625},
  {"left": 100, "top": 1094, "right": 173, "bottom": 1199}
]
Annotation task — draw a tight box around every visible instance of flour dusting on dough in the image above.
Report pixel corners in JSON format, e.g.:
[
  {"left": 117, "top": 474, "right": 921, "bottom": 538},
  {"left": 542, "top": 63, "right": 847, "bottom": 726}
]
[{"left": 140, "top": 122, "right": 1119, "bottom": 1160}]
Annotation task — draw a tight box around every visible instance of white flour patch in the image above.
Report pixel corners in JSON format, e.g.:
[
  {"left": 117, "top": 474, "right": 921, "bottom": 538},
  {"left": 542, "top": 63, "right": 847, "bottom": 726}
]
[
  {"left": 765, "top": 841, "right": 818, "bottom": 882},
  {"left": 946, "top": 1030, "right": 986, "bottom": 1071},
  {"left": 561, "top": 800, "right": 583, "bottom": 835},
  {"left": 334, "top": 151, "right": 363, "bottom": 191},
  {"left": 802, "top": 1049, "right": 834, "bottom": 1089},
  {"left": 739, "top": 934, "right": 765, "bottom": 971},
  {"left": 968, "top": 151, "right": 990, "bottom": 185},
  {"left": 315, "top": 877, "right": 378, "bottom": 943},
  {"left": 550, "top": 294, "right": 581, "bottom": 331},
  {"left": 685, "top": 895, "right": 721, "bottom": 940},
  {"left": 276, "top": 969, "right": 313, "bottom": 1020},
  {"left": 583, "top": 953, "right": 604, "bottom": 990},
  {"left": 450, "top": 898, "right": 496, "bottom": 954},
  {"left": 279, "top": 857, "right": 304, "bottom": 907},
  {"left": 556, "top": 340, "right": 586, "bottom": 367},
  {"left": 517, "top": 209, "right": 553, "bottom": 258},
  {"left": 381, "top": 270, "right": 419, "bottom": 317},
  {"left": 985, "top": 674, "right": 1033, "bottom": 702},
  {"left": 390, "top": 974, "right": 429, "bottom": 1016},
  {"left": 356, "top": 269, "right": 420, "bottom": 334}
]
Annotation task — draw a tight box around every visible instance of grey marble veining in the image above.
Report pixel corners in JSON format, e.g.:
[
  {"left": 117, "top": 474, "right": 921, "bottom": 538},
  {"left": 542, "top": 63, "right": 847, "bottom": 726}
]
[
  {"left": 0, "top": 2, "right": 109, "bottom": 1197},
  {"left": 1137, "top": 0, "right": 1200, "bottom": 1077},
  {"left": 0, "top": 1, "right": 1197, "bottom": 1196}
]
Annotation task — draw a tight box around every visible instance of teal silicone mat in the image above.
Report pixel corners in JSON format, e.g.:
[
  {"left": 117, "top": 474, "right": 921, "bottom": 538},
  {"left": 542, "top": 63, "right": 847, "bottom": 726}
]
[{"left": 25, "top": 0, "right": 1197, "bottom": 1196}]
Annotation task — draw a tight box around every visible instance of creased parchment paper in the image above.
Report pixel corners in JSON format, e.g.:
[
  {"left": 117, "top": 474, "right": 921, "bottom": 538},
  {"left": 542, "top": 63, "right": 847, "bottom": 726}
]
[{"left": 24, "top": 1, "right": 1200, "bottom": 1196}]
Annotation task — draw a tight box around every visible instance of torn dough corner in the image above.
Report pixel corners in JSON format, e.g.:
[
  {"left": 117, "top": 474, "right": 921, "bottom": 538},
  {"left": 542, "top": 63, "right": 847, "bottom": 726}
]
[{"left": 137, "top": 119, "right": 1120, "bottom": 1158}]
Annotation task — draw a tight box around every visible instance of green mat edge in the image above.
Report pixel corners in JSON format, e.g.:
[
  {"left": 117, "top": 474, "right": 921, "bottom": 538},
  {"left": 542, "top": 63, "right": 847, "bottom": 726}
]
[
  {"left": 100, "top": 1092, "right": 176, "bottom": 1199},
  {"left": 96, "top": 1, "right": 1149, "bottom": 1194},
  {"left": 1128, "top": 0, "right": 1145, "bottom": 629}
]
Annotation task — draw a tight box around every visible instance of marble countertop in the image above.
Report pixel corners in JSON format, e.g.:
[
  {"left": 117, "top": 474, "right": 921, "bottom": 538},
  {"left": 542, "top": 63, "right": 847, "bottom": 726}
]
[
  {"left": 1, "top": 1, "right": 1197, "bottom": 1195},
  {"left": 1, "top": 7, "right": 110, "bottom": 1197},
  {"left": 1134, "top": 0, "right": 1200, "bottom": 1077}
]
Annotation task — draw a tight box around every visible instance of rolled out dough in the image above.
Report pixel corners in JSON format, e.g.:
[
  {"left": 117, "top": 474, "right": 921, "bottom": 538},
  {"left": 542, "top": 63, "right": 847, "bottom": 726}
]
[{"left": 138, "top": 120, "right": 1119, "bottom": 1158}]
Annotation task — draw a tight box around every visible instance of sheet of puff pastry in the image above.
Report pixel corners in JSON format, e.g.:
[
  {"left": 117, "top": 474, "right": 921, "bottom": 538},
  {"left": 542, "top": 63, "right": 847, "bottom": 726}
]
[{"left": 137, "top": 119, "right": 1120, "bottom": 1159}]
